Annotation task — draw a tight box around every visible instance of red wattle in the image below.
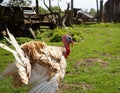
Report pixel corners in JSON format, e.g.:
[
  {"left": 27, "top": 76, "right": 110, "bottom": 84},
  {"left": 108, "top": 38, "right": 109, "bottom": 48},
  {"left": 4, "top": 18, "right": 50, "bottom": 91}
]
[{"left": 64, "top": 48, "right": 70, "bottom": 58}]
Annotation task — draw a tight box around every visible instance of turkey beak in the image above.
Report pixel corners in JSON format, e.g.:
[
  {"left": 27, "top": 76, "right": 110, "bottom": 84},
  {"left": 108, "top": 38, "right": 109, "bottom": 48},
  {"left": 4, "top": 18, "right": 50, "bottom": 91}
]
[{"left": 70, "top": 40, "right": 73, "bottom": 47}]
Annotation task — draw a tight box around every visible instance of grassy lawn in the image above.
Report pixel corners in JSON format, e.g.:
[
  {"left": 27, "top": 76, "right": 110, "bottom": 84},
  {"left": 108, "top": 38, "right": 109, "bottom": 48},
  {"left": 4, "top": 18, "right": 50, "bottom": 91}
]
[{"left": 0, "top": 23, "right": 120, "bottom": 93}]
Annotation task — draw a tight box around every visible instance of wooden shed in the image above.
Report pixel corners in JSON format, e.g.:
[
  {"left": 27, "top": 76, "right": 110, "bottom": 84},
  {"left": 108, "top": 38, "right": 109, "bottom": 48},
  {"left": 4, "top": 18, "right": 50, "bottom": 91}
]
[{"left": 103, "top": 0, "right": 120, "bottom": 22}]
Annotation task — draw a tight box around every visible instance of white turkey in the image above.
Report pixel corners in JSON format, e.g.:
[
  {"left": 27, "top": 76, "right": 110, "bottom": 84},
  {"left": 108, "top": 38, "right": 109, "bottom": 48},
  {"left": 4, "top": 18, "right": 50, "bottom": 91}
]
[{"left": 0, "top": 29, "right": 73, "bottom": 93}]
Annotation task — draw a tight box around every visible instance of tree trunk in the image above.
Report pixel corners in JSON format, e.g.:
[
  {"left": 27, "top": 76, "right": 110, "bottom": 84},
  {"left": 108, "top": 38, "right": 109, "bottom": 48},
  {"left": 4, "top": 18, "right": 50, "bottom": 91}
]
[
  {"left": 26, "top": 27, "right": 36, "bottom": 39},
  {"left": 35, "top": 0, "right": 39, "bottom": 14},
  {"left": 96, "top": 0, "right": 99, "bottom": 22},
  {"left": 100, "top": 0, "right": 103, "bottom": 22},
  {"left": 62, "top": 3, "right": 70, "bottom": 27},
  {"left": 49, "top": 0, "right": 51, "bottom": 9},
  {"left": 71, "top": 0, "right": 74, "bottom": 24},
  {"left": 43, "top": 0, "right": 53, "bottom": 13},
  {"left": 43, "top": 0, "right": 70, "bottom": 28}
]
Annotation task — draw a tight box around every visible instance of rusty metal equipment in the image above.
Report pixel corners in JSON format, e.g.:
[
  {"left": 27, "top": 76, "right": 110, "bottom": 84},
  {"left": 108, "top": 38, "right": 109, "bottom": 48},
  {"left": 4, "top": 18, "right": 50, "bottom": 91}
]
[{"left": 0, "top": 5, "right": 58, "bottom": 38}]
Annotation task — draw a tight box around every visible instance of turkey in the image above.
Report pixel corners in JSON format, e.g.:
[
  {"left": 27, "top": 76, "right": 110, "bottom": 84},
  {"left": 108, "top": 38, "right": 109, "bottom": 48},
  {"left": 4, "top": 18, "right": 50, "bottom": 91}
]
[{"left": 0, "top": 29, "right": 73, "bottom": 93}]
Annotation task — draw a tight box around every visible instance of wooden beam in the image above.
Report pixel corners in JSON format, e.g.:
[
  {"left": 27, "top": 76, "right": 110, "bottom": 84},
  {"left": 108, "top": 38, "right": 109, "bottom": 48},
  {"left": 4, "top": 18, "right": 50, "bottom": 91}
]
[
  {"left": 71, "top": 0, "right": 74, "bottom": 24},
  {"left": 96, "top": 0, "right": 99, "bottom": 22},
  {"left": 36, "top": 0, "right": 39, "bottom": 14}
]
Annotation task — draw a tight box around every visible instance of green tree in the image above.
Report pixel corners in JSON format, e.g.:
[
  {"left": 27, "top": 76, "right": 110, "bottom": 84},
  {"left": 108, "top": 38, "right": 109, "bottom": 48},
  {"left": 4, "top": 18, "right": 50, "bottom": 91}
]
[
  {"left": 39, "top": 6, "right": 49, "bottom": 14},
  {"left": 51, "top": 6, "right": 63, "bottom": 13},
  {"left": 89, "top": 8, "right": 97, "bottom": 17}
]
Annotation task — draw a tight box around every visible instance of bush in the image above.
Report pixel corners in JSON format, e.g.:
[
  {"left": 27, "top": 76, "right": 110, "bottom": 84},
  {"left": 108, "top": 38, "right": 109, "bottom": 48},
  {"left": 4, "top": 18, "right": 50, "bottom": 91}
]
[
  {"left": 16, "top": 37, "right": 33, "bottom": 45},
  {"left": 50, "top": 28, "right": 68, "bottom": 42},
  {"left": 50, "top": 27, "right": 84, "bottom": 42},
  {"left": 71, "top": 30, "right": 84, "bottom": 42},
  {"left": 0, "top": 38, "right": 9, "bottom": 45},
  {"left": 0, "top": 37, "right": 33, "bottom": 46}
]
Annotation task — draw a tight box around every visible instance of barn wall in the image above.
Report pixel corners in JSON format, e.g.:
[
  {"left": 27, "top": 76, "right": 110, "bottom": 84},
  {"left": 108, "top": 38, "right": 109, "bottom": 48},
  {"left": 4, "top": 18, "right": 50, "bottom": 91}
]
[{"left": 103, "top": 0, "right": 120, "bottom": 22}]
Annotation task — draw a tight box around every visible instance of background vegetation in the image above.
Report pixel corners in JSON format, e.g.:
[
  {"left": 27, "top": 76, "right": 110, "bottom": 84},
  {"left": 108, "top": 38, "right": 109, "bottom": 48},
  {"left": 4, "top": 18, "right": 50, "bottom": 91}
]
[{"left": 0, "top": 23, "right": 120, "bottom": 93}]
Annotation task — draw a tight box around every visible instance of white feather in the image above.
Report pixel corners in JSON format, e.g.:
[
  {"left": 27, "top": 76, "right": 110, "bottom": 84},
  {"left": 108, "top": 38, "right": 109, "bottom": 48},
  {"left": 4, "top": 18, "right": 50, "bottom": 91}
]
[
  {"left": 0, "top": 29, "right": 31, "bottom": 84},
  {"left": 0, "top": 43, "right": 17, "bottom": 54},
  {"left": 28, "top": 72, "right": 59, "bottom": 93}
]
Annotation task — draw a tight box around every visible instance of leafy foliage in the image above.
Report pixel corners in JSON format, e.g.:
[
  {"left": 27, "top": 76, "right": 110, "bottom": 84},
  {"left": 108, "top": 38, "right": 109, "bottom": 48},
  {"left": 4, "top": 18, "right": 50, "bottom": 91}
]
[
  {"left": 49, "top": 27, "right": 83, "bottom": 42},
  {"left": 50, "top": 28, "right": 69, "bottom": 42},
  {"left": 0, "top": 38, "right": 9, "bottom": 45},
  {"left": 0, "top": 37, "right": 33, "bottom": 45},
  {"left": 89, "top": 8, "right": 97, "bottom": 17},
  {"left": 36, "top": 27, "right": 83, "bottom": 42},
  {"left": 51, "top": 6, "right": 62, "bottom": 12},
  {"left": 39, "top": 6, "right": 49, "bottom": 14},
  {"left": 16, "top": 37, "right": 33, "bottom": 44}
]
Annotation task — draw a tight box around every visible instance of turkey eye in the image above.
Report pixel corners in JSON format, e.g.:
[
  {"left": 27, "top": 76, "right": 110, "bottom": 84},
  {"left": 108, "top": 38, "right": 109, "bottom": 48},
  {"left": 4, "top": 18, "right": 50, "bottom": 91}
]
[
  {"left": 68, "top": 37, "right": 71, "bottom": 40},
  {"left": 66, "top": 36, "right": 72, "bottom": 42}
]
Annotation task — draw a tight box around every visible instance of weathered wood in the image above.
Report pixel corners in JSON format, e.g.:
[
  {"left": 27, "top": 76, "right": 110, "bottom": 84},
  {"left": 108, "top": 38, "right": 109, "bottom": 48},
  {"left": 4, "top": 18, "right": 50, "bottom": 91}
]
[
  {"left": 103, "top": 0, "right": 120, "bottom": 22},
  {"left": 27, "top": 27, "right": 36, "bottom": 39},
  {"left": 0, "top": 5, "right": 58, "bottom": 38}
]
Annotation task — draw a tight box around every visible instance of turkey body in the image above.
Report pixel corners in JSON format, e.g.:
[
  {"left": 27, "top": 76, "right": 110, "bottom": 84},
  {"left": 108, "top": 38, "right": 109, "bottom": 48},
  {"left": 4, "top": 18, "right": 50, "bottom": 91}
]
[
  {"left": 0, "top": 30, "right": 73, "bottom": 93},
  {"left": 22, "top": 41, "right": 67, "bottom": 93},
  {"left": 1, "top": 41, "right": 66, "bottom": 93}
]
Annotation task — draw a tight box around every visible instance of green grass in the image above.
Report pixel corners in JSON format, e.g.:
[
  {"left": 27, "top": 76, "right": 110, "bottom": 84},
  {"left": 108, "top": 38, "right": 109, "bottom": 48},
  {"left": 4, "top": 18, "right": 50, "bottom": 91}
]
[{"left": 0, "top": 23, "right": 120, "bottom": 93}]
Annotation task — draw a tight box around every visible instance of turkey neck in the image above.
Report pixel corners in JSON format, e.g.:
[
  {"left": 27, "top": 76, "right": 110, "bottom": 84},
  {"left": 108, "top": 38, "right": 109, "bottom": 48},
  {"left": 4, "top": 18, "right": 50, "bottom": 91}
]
[{"left": 64, "top": 42, "right": 70, "bottom": 58}]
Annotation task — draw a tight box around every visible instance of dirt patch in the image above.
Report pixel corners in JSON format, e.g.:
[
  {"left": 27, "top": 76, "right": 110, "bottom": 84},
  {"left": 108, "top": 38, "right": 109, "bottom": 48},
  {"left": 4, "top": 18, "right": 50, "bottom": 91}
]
[
  {"left": 75, "top": 57, "right": 108, "bottom": 68},
  {"left": 58, "top": 82, "right": 92, "bottom": 92},
  {"left": 58, "top": 83, "right": 74, "bottom": 92},
  {"left": 81, "top": 82, "right": 92, "bottom": 90}
]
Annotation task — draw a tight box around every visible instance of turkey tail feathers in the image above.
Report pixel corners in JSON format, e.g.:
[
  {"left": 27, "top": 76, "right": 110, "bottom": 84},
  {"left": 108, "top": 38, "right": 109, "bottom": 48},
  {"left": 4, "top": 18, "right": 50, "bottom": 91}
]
[
  {"left": 28, "top": 73, "right": 59, "bottom": 93},
  {"left": 0, "top": 29, "right": 31, "bottom": 84}
]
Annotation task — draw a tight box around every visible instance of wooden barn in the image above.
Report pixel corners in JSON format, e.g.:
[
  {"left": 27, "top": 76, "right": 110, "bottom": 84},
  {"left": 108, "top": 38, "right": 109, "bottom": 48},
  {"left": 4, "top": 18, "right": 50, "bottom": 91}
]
[{"left": 103, "top": 0, "right": 120, "bottom": 22}]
